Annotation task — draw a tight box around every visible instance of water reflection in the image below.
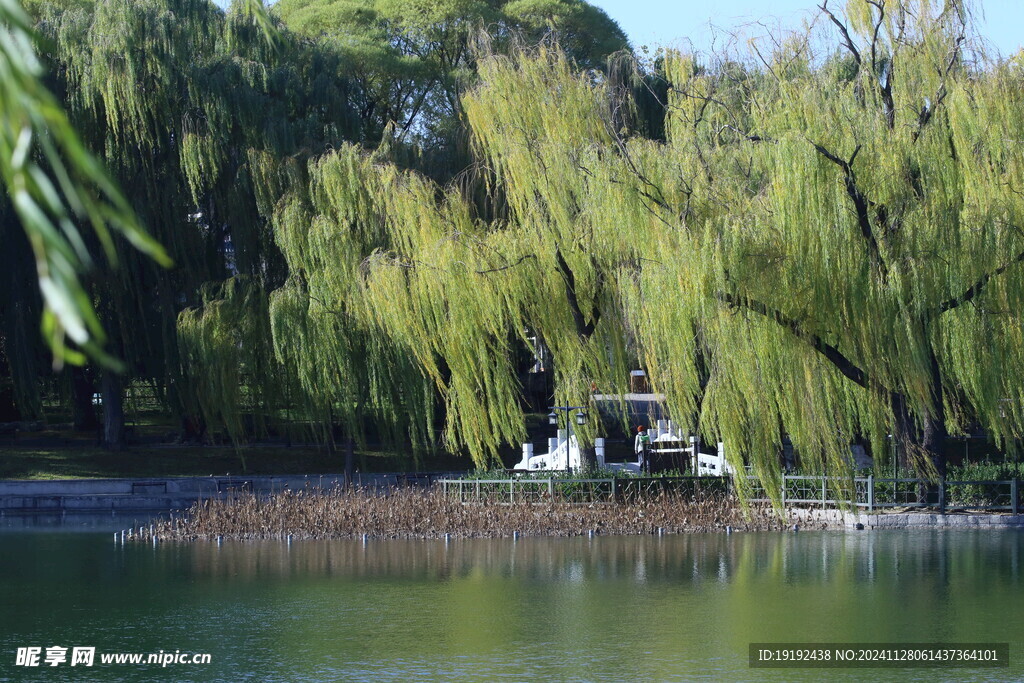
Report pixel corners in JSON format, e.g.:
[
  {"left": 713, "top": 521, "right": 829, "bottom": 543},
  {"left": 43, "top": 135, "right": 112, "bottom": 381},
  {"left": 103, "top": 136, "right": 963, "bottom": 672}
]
[
  {"left": 130, "top": 530, "right": 1021, "bottom": 588},
  {"left": 0, "top": 512, "right": 166, "bottom": 533},
  {"left": 0, "top": 529, "right": 1021, "bottom": 682}
]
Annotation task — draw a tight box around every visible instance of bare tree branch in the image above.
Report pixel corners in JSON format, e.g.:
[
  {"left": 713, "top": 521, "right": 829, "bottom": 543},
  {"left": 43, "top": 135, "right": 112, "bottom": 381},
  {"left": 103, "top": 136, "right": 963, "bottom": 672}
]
[
  {"left": 820, "top": 1, "right": 862, "bottom": 67},
  {"left": 475, "top": 254, "right": 537, "bottom": 274}
]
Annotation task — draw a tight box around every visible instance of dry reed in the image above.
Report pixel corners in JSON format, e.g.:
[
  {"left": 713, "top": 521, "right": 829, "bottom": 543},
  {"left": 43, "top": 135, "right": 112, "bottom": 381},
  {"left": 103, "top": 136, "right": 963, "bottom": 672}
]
[{"left": 141, "top": 487, "right": 825, "bottom": 542}]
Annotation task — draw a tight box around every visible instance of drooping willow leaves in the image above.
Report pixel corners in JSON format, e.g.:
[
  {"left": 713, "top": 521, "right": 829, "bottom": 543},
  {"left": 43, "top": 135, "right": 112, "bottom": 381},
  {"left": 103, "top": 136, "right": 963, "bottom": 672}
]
[
  {"left": 17, "top": 0, "right": 1022, "bottom": 493},
  {"left": 0, "top": 0, "right": 169, "bottom": 366},
  {"left": 19, "top": 0, "right": 361, "bottom": 437},
  {"left": 283, "top": 0, "right": 1024, "bottom": 487}
]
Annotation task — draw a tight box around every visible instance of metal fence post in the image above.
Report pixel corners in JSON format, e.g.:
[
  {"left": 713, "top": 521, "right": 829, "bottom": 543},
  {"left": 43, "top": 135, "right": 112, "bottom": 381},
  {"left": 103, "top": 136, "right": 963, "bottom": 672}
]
[
  {"left": 548, "top": 478, "right": 554, "bottom": 499},
  {"left": 867, "top": 475, "right": 874, "bottom": 513},
  {"left": 1014, "top": 478, "right": 1019, "bottom": 515},
  {"left": 939, "top": 479, "right": 946, "bottom": 514},
  {"left": 781, "top": 475, "right": 786, "bottom": 509},
  {"left": 822, "top": 477, "right": 827, "bottom": 509}
]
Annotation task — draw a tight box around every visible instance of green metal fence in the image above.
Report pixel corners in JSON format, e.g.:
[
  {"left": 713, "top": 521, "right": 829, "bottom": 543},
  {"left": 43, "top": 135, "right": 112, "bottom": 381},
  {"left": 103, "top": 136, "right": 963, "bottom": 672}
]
[
  {"left": 440, "top": 474, "right": 1023, "bottom": 512},
  {"left": 750, "top": 475, "right": 1023, "bottom": 513}
]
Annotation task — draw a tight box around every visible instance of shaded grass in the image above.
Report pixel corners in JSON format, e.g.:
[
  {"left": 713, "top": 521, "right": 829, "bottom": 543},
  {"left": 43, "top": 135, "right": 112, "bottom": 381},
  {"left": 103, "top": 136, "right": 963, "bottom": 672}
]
[
  {"left": 0, "top": 444, "right": 465, "bottom": 480},
  {"left": 0, "top": 410, "right": 618, "bottom": 480}
]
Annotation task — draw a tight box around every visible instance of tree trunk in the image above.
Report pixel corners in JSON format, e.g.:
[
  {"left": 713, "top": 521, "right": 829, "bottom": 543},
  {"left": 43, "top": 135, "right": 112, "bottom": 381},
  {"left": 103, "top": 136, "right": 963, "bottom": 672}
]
[
  {"left": 70, "top": 367, "right": 99, "bottom": 431},
  {"left": 181, "top": 414, "right": 206, "bottom": 442},
  {"left": 923, "top": 416, "right": 948, "bottom": 477},
  {"left": 102, "top": 371, "right": 125, "bottom": 450},
  {"left": 0, "top": 357, "right": 20, "bottom": 422},
  {"left": 889, "top": 391, "right": 913, "bottom": 476},
  {"left": 898, "top": 346, "right": 947, "bottom": 503},
  {"left": 580, "top": 445, "right": 597, "bottom": 472},
  {"left": 923, "top": 346, "right": 948, "bottom": 479}
]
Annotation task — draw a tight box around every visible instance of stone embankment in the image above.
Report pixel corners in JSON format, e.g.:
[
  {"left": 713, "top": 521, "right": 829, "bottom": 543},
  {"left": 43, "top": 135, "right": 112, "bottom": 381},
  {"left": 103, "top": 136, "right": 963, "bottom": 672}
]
[
  {"left": 0, "top": 474, "right": 450, "bottom": 513},
  {"left": 791, "top": 508, "right": 1024, "bottom": 528}
]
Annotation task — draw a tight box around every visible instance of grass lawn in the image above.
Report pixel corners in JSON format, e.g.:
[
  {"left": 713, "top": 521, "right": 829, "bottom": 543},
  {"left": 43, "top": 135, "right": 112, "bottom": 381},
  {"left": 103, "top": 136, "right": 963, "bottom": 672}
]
[
  {"left": 0, "top": 411, "right": 585, "bottom": 480},
  {"left": 0, "top": 441, "right": 473, "bottom": 480}
]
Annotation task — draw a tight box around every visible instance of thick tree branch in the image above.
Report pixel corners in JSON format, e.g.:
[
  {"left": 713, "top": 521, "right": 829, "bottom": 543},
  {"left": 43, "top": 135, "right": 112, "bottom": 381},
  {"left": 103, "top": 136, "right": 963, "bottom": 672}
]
[
  {"left": 555, "top": 248, "right": 600, "bottom": 340},
  {"left": 819, "top": 2, "right": 861, "bottom": 67},
  {"left": 865, "top": 0, "right": 896, "bottom": 128},
  {"left": 939, "top": 248, "right": 1024, "bottom": 313},
  {"left": 718, "top": 290, "right": 875, "bottom": 391},
  {"left": 811, "top": 142, "right": 889, "bottom": 277}
]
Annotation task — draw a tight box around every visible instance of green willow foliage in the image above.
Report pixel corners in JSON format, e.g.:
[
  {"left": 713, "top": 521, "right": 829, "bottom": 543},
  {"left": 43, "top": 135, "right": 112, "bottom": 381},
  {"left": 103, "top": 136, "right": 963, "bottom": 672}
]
[
  {"left": 14, "top": 0, "right": 1021, "bottom": 491},
  {"left": 266, "top": 146, "right": 440, "bottom": 452},
  {"left": 277, "top": 0, "right": 1024, "bottom": 484},
  {"left": 0, "top": 0, "right": 168, "bottom": 366},
  {"left": 177, "top": 276, "right": 279, "bottom": 445},
  {"left": 17, "top": 0, "right": 359, "bottom": 433},
  {"left": 274, "top": 0, "right": 628, "bottom": 144}
]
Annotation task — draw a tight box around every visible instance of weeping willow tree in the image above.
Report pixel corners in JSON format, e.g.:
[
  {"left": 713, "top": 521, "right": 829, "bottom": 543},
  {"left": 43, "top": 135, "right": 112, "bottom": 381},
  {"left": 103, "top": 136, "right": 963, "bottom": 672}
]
[
  {"left": 176, "top": 276, "right": 281, "bottom": 446},
  {"left": 550, "top": 0, "right": 1024, "bottom": 486},
  {"left": 2, "top": 0, "right": 276, "bottom": 381},
  {"left": 639, "top": 0, "right": 1024, "bottom": 489},
  {"left": 265, "top": 145, "right": 444, "bottom": 457},
  {"left": 261, "top": 37, "right": 654, "bottom": 466},
  {"left": 279, "top": 0, "right": 1024, "bottom": 485},
  {"left": 257, "top": 46, "right": 647, "bottom": 467},
  {"left": 0, "top": 0, "right": 168, "bottom": 373},
  {"left": 164, "top": 0, "right": 626, "bottom": 458},
  {"left": 13, "top": 0, "right": 358, "bottom": 444},
  {"left": 474, "top": 0, "right": 1024, "bottom": 485}
]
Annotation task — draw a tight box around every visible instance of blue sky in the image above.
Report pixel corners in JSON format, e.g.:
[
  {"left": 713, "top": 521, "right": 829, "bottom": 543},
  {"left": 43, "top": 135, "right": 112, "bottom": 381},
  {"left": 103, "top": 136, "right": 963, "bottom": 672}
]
[
  {"left": 589, "top": 0, "right": 1023, "bottom": 57},
  {"left": 246, "top": 1, "right": 1024, "bottom": 57}
]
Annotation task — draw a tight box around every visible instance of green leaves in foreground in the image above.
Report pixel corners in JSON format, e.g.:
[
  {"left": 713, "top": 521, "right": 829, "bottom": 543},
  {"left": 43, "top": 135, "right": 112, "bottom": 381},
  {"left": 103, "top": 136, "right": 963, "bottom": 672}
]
[{"left": 0, "top": 0, "right": 170, "bottom": 367}]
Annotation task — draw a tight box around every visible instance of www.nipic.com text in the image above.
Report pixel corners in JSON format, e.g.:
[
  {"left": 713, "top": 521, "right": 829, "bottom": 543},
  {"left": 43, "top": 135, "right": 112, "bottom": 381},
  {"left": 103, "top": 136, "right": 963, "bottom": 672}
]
[{"left": 15, "top": 647, "right": 212, "bottom": 667}]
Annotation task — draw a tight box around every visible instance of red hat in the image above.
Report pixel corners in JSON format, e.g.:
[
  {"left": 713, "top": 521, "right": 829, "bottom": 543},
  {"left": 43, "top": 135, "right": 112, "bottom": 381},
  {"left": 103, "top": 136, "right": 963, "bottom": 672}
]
[{"left": 637, "top": 426, "right": 645, "bottom": 432}]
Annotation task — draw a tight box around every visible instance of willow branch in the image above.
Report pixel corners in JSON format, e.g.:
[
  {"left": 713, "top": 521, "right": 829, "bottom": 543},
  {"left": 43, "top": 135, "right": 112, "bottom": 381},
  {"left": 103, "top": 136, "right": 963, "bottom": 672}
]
[
  {"left": 555, "top": 248, "right": 600, "bottom": 340},
  {"left": 475, "top": 254, "right": 537, "bottom": 274},
  {"left": 939, "top": 248, "right": 1024, "bottom": 313},
  {"left": 811, "top": 141, "right": 889, "bottom": 277},
  {"left": 819, "top": 2, "right": 862, "bottom": 67},
  {"left": 912, "top": 29, "right": 965, "bottom": 143},
  {"left": 719, "top": 290, "right": 876, "bottom": 391}
]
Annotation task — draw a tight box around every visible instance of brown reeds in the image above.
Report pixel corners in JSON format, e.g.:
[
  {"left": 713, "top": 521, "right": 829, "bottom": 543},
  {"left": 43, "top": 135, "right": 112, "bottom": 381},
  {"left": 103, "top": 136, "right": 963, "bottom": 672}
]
[{"left": 142, "top": 487, "right": 825, "bottom": 542}]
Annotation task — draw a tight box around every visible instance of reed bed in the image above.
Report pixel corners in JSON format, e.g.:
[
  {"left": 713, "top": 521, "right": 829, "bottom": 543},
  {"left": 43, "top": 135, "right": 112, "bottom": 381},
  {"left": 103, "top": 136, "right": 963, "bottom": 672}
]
[{"left": 140, "top": 487, "right": 824, "bottom": 542}]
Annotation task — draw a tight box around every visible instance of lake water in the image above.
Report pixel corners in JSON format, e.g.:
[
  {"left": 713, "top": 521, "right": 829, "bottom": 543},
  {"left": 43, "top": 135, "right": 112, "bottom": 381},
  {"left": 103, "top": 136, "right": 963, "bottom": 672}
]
[{"left": 0, "top": 517, "right": 1021, "bottom": 681}]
